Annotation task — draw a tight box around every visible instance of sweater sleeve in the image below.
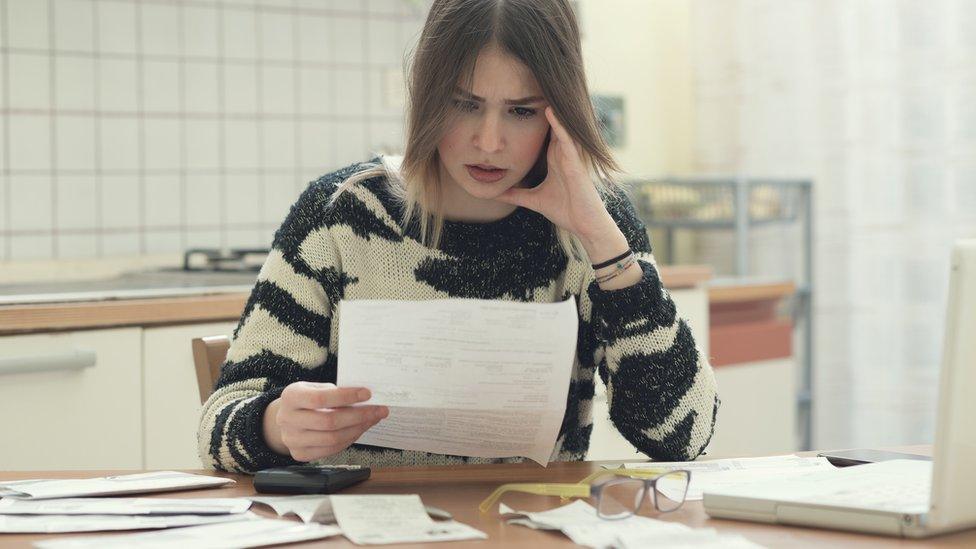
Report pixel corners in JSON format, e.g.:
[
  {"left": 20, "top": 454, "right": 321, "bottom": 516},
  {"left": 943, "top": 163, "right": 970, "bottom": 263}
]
[
  {"left": 197, "top": 181, "right": 343, "bottom": 472},
  {"left": 581, "top": 191, "right": 719, "bottom": 461}
]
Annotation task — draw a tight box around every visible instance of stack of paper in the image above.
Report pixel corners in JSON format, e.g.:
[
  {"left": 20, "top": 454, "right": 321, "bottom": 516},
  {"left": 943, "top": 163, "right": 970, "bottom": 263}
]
[
  {"left": 0, "top": 471, "right": 234, "bottom": 500},
  {"left": 0, "top": 512, "right": 254, "bottom": 534},
  {"left": 501, "top": 500, "right": 764, "bottom": 548},
  {"left": 32, "top": 517, "right": 343, "bottom": 549},
  {"left": 617, "top": 455, "right": 837, "bottom": 500},
  {"left": 0, "top": 472, "right": 243, "bottom": 535}
]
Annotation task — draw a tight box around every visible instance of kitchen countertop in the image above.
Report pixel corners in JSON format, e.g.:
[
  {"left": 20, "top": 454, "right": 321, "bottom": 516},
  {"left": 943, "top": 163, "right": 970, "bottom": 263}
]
[
  {"left": 0, "top": 269, "right": 257, "bottom": 305},
  {"left": 0, "top": 265, "right": 713, "bottom": 335}
]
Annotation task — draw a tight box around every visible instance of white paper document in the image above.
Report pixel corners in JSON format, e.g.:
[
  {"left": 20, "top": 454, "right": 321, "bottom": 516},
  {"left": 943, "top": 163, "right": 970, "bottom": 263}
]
[
  {"left": 0, "top": 479, "right": 54, "bottom": 498},
  {"left": 498, "top": 499, "right": 682, "bottom": 533},
  {"left": 0, "top": 497, "right": 251, "bottom": 516},
  {"left": 337, "top": 298, "right": 579, "bottom": 466},
  {"left": 329, "top": 494, "right": 486, "bottom": 545},
  {"left": 619, "top": 455, "right": 836, "bottom": 500},
  {"left": 33, "top": 517, "right": 342, "bottom": 549},
  {"left": 1, "top": 471, "right": 234, "bottom": 500},
  {"left": 249, "top": 495, "right": 331, "bottom": 523},
  {"left": 501, "top": 500, "right": 765, "bottom": 549},
  {"left": 0, "top": 510, "right": 252, "bottom": 534}
]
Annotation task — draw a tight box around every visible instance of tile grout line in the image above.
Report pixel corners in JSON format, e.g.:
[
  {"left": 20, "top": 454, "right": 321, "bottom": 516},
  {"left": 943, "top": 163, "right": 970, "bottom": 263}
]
[
  {"left": 48, "top": 0, "right": 58, "bottom": 259},
  {"left": 135, "top": 0, "right": 147, "bottom": 255},
  {"left": 254, "top": 0, "right": 265, "bottom": 245},
  {"left": 216, "top": 0, "right": 227, "bottom": 250},
  {"left": 177, "top": 0, "right": 188, "bottom": 252},
  {"left": 0, "top": 0, "right": 9, "bottom": 261},
  {"left": 93, "top": 0, "right": 104, "bottom": 257}
]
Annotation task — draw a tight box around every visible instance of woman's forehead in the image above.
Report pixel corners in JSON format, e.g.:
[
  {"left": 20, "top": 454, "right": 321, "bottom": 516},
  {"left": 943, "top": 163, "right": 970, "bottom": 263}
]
[{"left": 460, "top": 45, "right": 543, "bottom": 102}]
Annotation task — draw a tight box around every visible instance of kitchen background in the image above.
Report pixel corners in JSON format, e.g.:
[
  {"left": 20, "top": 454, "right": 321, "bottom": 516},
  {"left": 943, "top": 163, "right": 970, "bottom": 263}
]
[{"left": 1, "top": 0, "right": 974, "bottom": 466}]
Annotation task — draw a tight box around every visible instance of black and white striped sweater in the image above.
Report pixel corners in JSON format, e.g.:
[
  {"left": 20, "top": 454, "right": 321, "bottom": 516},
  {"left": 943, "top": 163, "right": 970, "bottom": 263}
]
[{"left": 197, "top": 160, "right": 719, "bottom": 473}]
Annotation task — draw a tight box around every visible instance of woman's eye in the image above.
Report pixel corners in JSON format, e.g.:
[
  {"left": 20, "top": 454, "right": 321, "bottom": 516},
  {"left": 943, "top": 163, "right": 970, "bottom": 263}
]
[{"left": 512, "top": 107, "right": 536, "bottom": 120}]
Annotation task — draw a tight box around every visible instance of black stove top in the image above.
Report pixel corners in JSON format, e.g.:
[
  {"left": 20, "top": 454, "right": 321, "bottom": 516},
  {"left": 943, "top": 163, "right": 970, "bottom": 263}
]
[{"left": 183, "top": 248, "right": 270, "bottom": 272}]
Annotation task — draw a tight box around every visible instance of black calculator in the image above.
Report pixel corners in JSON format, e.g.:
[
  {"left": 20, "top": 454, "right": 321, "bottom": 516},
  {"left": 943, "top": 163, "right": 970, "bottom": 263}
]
[{"left": 254, "top": 465, "right": 371, "bottom": 494}]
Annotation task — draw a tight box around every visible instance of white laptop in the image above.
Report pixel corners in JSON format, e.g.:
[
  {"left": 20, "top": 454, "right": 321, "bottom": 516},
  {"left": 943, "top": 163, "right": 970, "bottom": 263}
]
[{"left": 703, "top": 239, "right": 976, "bottom": 538}]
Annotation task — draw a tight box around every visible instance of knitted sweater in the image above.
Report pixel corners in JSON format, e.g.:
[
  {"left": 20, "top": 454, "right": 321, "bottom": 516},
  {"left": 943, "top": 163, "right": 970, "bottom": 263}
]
[{"left": 198, "top": 159, "right": 720, "bottom": 473}]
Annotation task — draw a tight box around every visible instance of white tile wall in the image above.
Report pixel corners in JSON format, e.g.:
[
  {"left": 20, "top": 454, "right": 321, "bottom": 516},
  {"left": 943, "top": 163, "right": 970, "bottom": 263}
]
[
  {"left": 1, "top": 0, "right": 424, "bottom": 261},
  {"left": 261, "top": 65, "right": 295, "bottom": 114},
  {"left": 183, "top": 63, "right": 219, "bottom": 112},
  {"left": 8, "top": 53, "right": 50, "bottom": 110},
  {"left": 184, "top": 175, "right": 221, "bottom": 228},
  {"left": 143, "top": 119, "right": 180, "bottom": 171},
  {"left": 56, "top": 176, "right": 98, "bottom": 230},
  {"left": 8, "top": 116, "right": 50, "bottom": 171},
  {"left": 222, "top": 9, "right": 257, "bottom": 59},
  {"left": 260, "top": 12, "right": 294, "bottom": 61},
  {"left": 99, "top": 118, "right": 140, "bottom": 171},
  {"left": 183, "top": 6, "right": 220, "bottom": 58},
  {"left": 298, "top": 67, "right": 334, "bottom": 114},
  {"left": 97, "top": 2, "right": 137, "bottom": 54},
  {"left": 184, "top": 119, "right": 221, "bottom": 170},
  {"left": 261, "top": 120, "right": 296, "bottom": 169},
  {"left": 6, "top": 0, "right": 48, "bottom": 50},
  {"left": 98, "top": 58, "right": 139, "bottom": 111},
  {"left": 54, "top": 0, "right": 94, "bottom": 53},
  {"left": 9, "top": 176, "right": 52, "bottom": 231},
  {"left": 58, "top": 233, "right": 99, "bottom": 259},
  {"left": 100, "top": 175, "right": 140, "bottom": 229},
  {"left": 56, "top": 116, "right": 95, "bottom": 172},
  {"left": 143, "top": 175, "right": 181, "bottom": 229},
  {"left": 142, "top": 60, "right": 180, "bottom": 112},
  {"left": 140, "top": 3, "right": 180, "bottom": 57},
  {"left": 10, "top": 235, "right": 54, "bottom": 260}
]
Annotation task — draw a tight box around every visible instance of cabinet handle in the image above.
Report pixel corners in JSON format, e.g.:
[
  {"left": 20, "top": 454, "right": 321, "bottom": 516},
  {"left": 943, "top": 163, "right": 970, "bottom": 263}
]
[{"left": 0, "top": 349, "right": 96, "bottom": 376}]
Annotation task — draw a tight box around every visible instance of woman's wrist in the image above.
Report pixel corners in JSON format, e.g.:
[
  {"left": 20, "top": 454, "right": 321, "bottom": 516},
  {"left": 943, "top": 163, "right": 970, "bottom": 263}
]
[
  {"left": 578, "top": 221, "right": 643, "bottom": 290},
  {"left": 262, "top": 398, "right": 290, "bottom": 456},
  {"left": 577, "top": 214, "right": 628, "bottom": 264}
]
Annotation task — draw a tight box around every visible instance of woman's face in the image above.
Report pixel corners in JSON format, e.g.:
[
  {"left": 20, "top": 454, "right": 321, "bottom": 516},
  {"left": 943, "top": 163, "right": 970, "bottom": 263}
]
[{"left": 437, "top": 44, "right": 551, "bottom": 203}]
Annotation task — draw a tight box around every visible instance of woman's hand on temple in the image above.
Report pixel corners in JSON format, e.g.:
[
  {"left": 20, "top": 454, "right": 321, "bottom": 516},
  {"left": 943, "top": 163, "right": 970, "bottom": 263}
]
[
  {"left": 263, "top": 381, "right": 389, "bottom": 462},
  {"left": 496, "top": 106, "right": 617, "bottom": 242}
]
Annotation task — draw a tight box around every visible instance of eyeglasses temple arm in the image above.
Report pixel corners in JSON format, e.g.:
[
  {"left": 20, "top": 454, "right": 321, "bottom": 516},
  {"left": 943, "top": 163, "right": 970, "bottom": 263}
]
[{"left": 479, "top": 483, "right": 591, "bottom": 513}]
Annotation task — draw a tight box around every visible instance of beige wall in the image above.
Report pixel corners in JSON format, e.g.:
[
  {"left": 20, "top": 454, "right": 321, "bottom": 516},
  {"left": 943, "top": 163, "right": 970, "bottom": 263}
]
[{"left": 579, "top": 0, "right": 695, "bottom": 177}]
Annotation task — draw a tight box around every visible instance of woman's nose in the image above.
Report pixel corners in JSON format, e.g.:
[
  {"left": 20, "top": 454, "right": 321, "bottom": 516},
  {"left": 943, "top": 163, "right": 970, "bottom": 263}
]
[{"left": 473, "top": 114, "right": 503, "bottom": 153}]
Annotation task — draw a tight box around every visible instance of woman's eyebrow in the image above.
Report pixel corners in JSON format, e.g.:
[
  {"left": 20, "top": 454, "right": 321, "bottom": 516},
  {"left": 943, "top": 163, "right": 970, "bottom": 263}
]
[{"left": 454, "top": 87, "right": 546, "bottom": 105}]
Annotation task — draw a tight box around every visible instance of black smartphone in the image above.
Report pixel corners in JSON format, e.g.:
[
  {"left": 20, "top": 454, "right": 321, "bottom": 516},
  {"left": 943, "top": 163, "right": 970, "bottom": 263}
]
[
  {"left": 254, "top": 465, "right": 371, "bottom": 494},
  {"left": 817, "top": 448, "right": 931, "bottom": 468}
]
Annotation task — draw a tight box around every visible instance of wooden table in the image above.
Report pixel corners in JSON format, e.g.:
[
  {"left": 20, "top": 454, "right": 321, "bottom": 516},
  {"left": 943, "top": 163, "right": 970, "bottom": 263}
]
[{"left": 3, "top": 457, "right": 974, "bottom": 548}]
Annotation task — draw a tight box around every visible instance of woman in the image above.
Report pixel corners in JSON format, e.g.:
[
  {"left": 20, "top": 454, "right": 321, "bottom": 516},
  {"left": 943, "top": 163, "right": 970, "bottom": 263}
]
[{"left": 198, "top": 0, "right": 718, "bottom": 473}]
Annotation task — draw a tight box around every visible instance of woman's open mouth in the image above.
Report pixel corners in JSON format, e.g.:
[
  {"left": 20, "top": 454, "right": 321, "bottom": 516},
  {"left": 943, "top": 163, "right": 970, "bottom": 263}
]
[{"left": 465, "top": 164, "right": 508, "bottom": 183}]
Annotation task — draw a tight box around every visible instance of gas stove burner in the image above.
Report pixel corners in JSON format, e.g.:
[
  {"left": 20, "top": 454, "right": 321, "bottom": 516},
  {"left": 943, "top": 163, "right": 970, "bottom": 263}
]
[{"left": 183, "top": 248, "right": 270, "bottom": 272}]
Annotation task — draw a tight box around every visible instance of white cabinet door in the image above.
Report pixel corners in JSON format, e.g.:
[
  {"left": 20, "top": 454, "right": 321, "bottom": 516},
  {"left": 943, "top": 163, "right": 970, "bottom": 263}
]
[
  {"left": 707, "top": 358, "right": 796, "bottom": 458},
  {"left": 0, "top": 328, "right": 143, "bottom": 470},
  {"left": 143, "top": 321, "right": 238, "bottom": 469},
  {"left": 587, "top": 287, "right": 709, "bottom": 461}
]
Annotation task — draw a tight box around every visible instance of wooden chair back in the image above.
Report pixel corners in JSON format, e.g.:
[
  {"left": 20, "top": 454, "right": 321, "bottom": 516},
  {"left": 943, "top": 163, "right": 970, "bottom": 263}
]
[{"left": 191, "top": 335, "right": 231, "bottom": 404}]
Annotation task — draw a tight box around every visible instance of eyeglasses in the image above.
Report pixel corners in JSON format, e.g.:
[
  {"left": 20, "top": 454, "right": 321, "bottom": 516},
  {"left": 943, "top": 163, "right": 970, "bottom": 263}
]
[{"left": 478, "top": 468, "right": 691, "bottom": 519}]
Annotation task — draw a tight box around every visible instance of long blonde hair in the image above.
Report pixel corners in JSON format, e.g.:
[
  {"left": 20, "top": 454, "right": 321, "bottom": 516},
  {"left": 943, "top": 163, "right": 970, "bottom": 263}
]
[{"left": 332, "top": 0, "right": 625, "bottom": 259}]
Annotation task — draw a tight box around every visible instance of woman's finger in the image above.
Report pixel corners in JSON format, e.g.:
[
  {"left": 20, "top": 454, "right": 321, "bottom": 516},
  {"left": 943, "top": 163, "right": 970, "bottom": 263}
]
[
  {"left": 545, "top": 107, "right": 574, "bottom": 146},
  {"left": 280, "top": 405, "right": 387, "bottom": 432},
  {"left": 289, "top": 418, "right": 380, "bottom": 449}
]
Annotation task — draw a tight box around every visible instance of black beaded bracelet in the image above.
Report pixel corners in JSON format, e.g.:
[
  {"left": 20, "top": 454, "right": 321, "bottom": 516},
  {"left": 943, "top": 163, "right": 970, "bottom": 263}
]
[{"left": 592, "top": 249, "right": 633, "bottom": 270}]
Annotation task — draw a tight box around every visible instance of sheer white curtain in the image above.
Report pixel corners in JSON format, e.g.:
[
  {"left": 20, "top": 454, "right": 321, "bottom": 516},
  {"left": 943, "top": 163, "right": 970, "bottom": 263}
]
[{"left": 689, "top": 0, "right": 976, "bottom": 448}]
